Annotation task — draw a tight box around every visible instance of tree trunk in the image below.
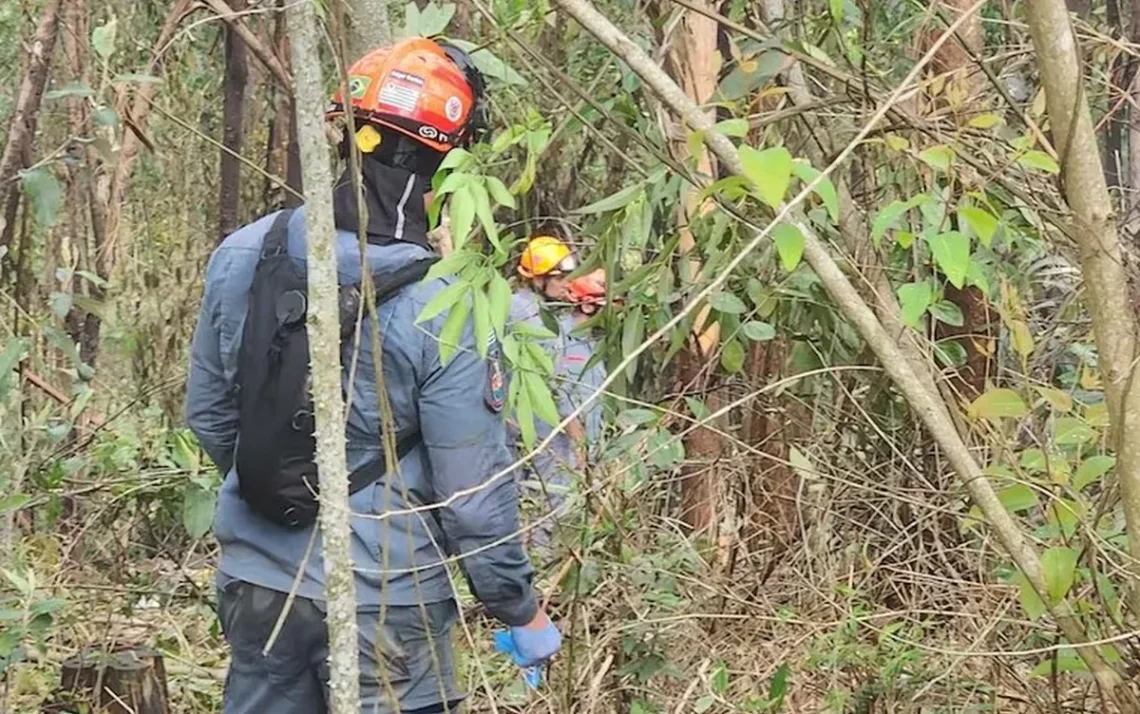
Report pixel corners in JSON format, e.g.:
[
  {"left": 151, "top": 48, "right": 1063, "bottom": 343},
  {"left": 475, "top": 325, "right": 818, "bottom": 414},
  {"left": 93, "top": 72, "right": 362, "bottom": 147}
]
[
  {"left": 655, "top": 0, "right": 722, "bottom": 533},
  {"left": 1026, "top": 0, "right": 1140, "bottom": 632},
  {"left": 345, "top": 0, "right": 390, "bottom": 59},
  {"left": 287, "top": 2, "right": 361, "bottom": 713},
  {"left": 551, "top": 0, "right": 1136, "bottom": 703},
  {"left": 219, "top": 0, "right": 249, "bottom": 241},
  {"left": 0, "top": 0, "right": 61, "bottom": 200}
]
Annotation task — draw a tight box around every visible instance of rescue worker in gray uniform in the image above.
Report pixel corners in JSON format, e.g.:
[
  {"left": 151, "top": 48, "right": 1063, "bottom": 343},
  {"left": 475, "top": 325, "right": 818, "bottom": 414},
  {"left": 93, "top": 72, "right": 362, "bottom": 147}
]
[
  {"left": 508, "top": 236, "right": 608, "bottom": 557},
  {"left": 186, "top": 39, "right": 560, "bottom": 714}
]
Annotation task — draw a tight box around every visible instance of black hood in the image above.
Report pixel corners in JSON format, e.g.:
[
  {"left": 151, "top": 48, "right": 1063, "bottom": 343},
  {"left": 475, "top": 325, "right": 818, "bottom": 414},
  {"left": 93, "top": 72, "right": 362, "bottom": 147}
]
[{"left": 332, "top": 154, "right": 431, "bottom": 249}]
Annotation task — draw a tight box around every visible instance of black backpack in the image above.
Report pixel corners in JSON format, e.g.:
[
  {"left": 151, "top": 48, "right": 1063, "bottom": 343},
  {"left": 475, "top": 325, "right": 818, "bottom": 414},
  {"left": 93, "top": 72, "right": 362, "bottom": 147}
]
[{"left": 233, "top": 209, "right": 436, "bottom": 528}]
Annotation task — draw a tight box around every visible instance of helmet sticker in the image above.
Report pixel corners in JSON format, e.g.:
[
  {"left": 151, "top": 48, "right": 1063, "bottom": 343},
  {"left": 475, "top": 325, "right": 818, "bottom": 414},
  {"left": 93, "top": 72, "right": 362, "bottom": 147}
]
[
  {"left": 348, "top": 75, "right": 371, "bottom": 99},
  {"left": 378, "top": 80, "right": 421, "bottom": 113},
  {"left": 418, "top": 126, "right": 439, "bottom": 140},
  {"left": 445, "top": 96, "right": 463, "bottom": 122},
  {"left": 389, "top": 69, "right": 425, "bottom": 86}
]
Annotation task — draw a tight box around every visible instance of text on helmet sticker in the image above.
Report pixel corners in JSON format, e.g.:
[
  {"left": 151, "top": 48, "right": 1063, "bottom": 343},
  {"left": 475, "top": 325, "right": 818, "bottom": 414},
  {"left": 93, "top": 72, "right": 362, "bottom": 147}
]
[
  {"left": 379, "top": 79, "right": 421, "bottom": 113},
  {"left": 445, "top": 96, "right": 463, "bottom": 122},
  {"left": 389, "top": 70, "right": 425, "bottom": 86}
]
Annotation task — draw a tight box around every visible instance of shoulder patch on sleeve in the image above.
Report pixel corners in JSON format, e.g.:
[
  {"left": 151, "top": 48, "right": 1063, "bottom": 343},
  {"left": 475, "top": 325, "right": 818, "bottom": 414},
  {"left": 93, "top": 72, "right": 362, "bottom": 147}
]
[{"left": 484, "top": 345, "right": 506, "bottom": 413}]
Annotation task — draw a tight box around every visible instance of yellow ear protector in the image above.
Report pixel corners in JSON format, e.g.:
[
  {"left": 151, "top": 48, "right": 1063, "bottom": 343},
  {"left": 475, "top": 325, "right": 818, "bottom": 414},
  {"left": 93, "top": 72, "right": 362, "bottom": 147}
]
[{"left": 355, "top": 125, "right": 383, "bottom": 154}]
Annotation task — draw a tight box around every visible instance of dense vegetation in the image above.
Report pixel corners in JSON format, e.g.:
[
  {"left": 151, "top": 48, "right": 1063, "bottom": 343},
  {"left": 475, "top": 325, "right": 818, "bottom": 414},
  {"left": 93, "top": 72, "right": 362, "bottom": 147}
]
[{"left": 4, "top": 0, "right": 1140, "bottom": 711}]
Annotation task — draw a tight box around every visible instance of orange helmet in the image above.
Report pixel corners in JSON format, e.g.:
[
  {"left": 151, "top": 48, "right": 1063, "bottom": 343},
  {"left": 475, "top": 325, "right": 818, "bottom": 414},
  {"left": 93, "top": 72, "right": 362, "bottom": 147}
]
[
  {"left": 327, "top": 38, "right": 485, "bottom": 153},
  {"left": 518, "top": 236, "right": 575, "bottom": 278}
]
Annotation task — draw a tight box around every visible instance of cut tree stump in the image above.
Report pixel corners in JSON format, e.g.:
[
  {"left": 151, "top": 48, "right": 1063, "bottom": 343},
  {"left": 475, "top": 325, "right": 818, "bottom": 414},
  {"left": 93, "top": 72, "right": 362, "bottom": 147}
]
[{"left": 44, "top": 645, "right": 170, "bottom": 714}]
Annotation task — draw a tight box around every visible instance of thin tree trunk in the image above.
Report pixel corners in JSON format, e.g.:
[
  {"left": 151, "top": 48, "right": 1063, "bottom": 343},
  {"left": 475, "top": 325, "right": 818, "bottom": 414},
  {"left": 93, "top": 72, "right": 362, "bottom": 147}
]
[
  {"left": 287, "top": 2, "right": 361, "bottom": 713},
  {"left": 0, "top": 0, "right": 62, "bottom": 198},
  {"left": 220, "top": 0, "right": 249, "bottom": 241},
  {"left": 551, "top": 0, "right": 1136, "bottom": 703},
  {"left": 655, "top": 0, "right": 722, "bottom": 533},
  {"left": 1026, "top": 0, "right": 1140, "bottom": 631},
  {"left": 344, "top": 0, "right": 390, "bottom": 59}
]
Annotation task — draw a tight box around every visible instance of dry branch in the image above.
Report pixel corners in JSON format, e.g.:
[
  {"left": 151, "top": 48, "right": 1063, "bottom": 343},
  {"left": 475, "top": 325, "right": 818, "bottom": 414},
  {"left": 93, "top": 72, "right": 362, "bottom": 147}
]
[
  {"left": 0, "top": 0, "right": 62, "bottom": 194},
  {"left": 550, "top": 0, "right": 1136, "bottom": 704},
  {"left": 200, "top": 0, "right": 294, "bottom": 90}
]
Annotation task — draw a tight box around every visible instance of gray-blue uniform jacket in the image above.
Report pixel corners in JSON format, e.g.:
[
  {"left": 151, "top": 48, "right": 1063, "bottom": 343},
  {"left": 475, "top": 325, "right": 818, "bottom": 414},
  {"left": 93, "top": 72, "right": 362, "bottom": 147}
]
[{"left": 186, "top": 208, "right": 537, "bottom": 626}]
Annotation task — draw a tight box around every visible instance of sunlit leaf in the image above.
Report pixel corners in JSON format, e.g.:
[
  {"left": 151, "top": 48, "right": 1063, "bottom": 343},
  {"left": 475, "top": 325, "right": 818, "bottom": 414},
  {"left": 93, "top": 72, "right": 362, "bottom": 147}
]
[
  {"left": 927, "top": 231, "right": 970, "bottom": 289},
  {"left": 918, "top": 144, "right": 955, "bottom": 171},
  {"left": 740, "top": 145, "right": 793, "bottom": 208},
  {"left": 92, "top": 18, "right": 118, "bottom": 59},
  {"left": 438, "top": 292, "right": 471, "bottom": 364},
  {"left": 742, "top": 321, "right": 776, "bottom": 341},
  {"left": 1035, "top": 387, "right": 1073, "bottom": 413},
  {"left": 573, "top": 182, "right": 644, "bottom": 214},
  {"left": 967, "top": 113, "right": 1005, "bottom": 129},
  {"left": 1074, "top": 455, "right": 1115, "bottom": 492},
  {"left": 773, "top": 223, "right": 804, "bottom": 272},
  {"left": 1054, "top": 417, "right": 1094, "bottom": 446},
  {"left": 969, "top": 388, "right": 1027, "bottom": 420},
  {"left": 182, "top": 487, "right": 215, "bottom": 539},
  {"left": 1015, "top": 571, "right": 1046, "bottom": 620},
  {"left": 958, "top": 206, "right": 999, "bottom": 248},
  {"left": 1017, "top": 150, "right": 1060, "bottom": 174},
  {"left": 1011, "top": 320, "right": 1034, "bottom": 358},
  {"left": 1041, "top": 547, "right": 1078, "bottom": 603},
  {"left": 791, "top": 162, "right": 839, "bottom": 223},
  {"left": 416, "top": 281, "right": 467, "bottom": 324},
  {"left": 896, "top": 281, "right": 933, "bottom": 329}
]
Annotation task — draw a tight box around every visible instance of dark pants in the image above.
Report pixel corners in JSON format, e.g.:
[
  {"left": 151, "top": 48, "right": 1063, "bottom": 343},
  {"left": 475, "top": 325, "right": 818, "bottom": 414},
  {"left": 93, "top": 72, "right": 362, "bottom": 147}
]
[{"left": 217, "top": 580, "right": 463, "bottom": 714}]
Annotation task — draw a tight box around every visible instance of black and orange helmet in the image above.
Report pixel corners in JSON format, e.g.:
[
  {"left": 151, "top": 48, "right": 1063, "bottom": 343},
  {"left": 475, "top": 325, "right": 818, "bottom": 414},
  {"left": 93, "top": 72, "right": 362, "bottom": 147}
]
[{"left": 327, "top": 38, "right": 486, "bottom": 153}]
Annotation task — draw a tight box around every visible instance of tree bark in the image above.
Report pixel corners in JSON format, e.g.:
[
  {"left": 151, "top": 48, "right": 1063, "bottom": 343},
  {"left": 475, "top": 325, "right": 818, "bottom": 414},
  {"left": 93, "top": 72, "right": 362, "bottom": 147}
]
[
  {"left": 655, "top": 0, "right": 722, "bottom": 533},
  {"left": 0, "top": 0, "right": 61, "bottom": 198},
  {"left": 1026, "top": 0, "right": 1140, "bottom": 632},
  {"left": 287, "top": 2, "right": 362, "bottom": 712},
  {"left": 219, "top": 0, "right": 249, "bottom": 241},
  {"left": 202, "top": 0, "right": 293, "bottom": 90},
  {"left": 551, "top": 0, "right": 1135, "bottom": 703},
  {"left": 344, "top": 0, "right": 391, "bottom": 59}
]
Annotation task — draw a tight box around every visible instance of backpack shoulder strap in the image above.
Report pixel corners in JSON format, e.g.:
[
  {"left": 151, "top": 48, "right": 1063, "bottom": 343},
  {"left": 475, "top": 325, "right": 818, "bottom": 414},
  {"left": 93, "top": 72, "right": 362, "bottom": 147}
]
[
  {"left": 260, "top": 209, "right": 295, "bottom": 259},
  {"left": 371, "top": 255, "right": 438, "bottom": 304}
]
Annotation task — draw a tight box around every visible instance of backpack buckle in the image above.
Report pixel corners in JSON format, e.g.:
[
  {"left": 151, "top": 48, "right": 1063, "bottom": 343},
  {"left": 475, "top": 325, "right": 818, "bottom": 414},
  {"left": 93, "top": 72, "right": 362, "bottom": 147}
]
[{"left": 276, "top": 290, "right": 307, "bottom": 328}]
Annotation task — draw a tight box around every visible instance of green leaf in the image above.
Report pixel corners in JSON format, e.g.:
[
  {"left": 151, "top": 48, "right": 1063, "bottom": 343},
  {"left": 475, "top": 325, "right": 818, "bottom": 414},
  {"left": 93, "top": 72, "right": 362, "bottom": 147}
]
[
  {"left": 92, "top": 18, "right": 118, "bottom": 59},
  {"left": 768, "top": 662, "right": 789, "bottom": 705},
  {"left": 449, "top": 185, "right": 476, "bottom": 249},
  {"left": 742, "top": 321, "right": 776, "bottom": 341},
  {"left": 111, "top": 73, "right": 163, "bottom": 85},
  {"left": 740, "top": 145, "right": 793, "bottom": 208},
  {"left": 446, "top": 40, "right": 527, "bottom": 86},
  {"left": 416, "top": 281, "right": 467, "bottom": 324},
  {"left": 488, "top": 275, "right": 511, "bottom": 338},
  {"left": 44, "top": 83, "right": 96, "bottom": 100},
  {"left": 999, "top": 484, "right": 1039, "bottom": 512},
  {"left": 970, "top": 388, "right": 1028, "bottom": 420},
  {"left": 871, "top": 195, "right": 926, "bottom": 247},
  {"left": 49, "top": 292, "right": 72, "bottom": 320},
  {"left": 424, "top": 249, "right": 474, "bottom": 282},
  {"left": 573, "top": 182, "right": 644, "bottom": 214},
  {"left": 896, "top": 281, "right": 933, "bottom": 329},
  {"left": 19, "top": 167, "right": 63, "bottom": 227},
  {"left": 718, "top": 51, "right": 784, "bottom": 100},
  {"left": 0, "top": 495, "right": 29, "bottom": 516},
  {"left": 621, "top": 306, "right": 644, "bottom": 381},
  {"left": 472, "top": 290, "right": 491, "bottom": 359},
  {"left": 93, "top": 106, "right": 118, "bottom": 127},
  {"left": 928, "top": 300, "right": 964, "bottom": 326},
  {"left": 1074, "top": 455, "right": 1115, "bottom": 492},
  {"left": 715, "top": 118, "right": 749, "bottom": 137},
  {"left": 1017, "top": 150, "right": 1060, "bottom": 174},
  {"left": 182, "top": 487, "right": 215, "bottom": 539},
  {"left": 721, "top": 339, "right": 746, "bottom": 373},
  {"left": 0, "top": 338, "right": 28, "bottom": 402},
  {"left": 617, "top": 408, "right": 658, "bottom": 428},
  {"left": 484, "top": 176, "right": 516, "bottom": 209},
  {"left": 928, "top": 231, "right": 970, "bottom": 289},
  {"left": 1015, "top": 571, "right": 1047, "bottom": 620},
  {"left": 1035, "top": 387, "right": 1073, "bottom": 413},
  {"left": 968, "top": 113, "right": 1005, "bottom": 129},
  {"left": 934, "top": 339, "right": 967, "bottom": 368},
  {"left": 710, "top": 292, "right": 747, "bottom": 315},
  {"left": 1054, "top": 417, "right": 1094, "bottom": 446},
  {"left": 1030, "top": 649, "right": 1089, "bottom": 678},
  {"left": 408, "top": 1, "right": 455, "bottom": 36},
  {"left": 1019, "top": 448, "right": 1047, "bottom": 472},
  {"left": 437, "top": 293, "right": 470, "bottom": 364},
  {"left": 711, "top": 660, "right": 729, "bottom": 695},
  {"left": 958, "top": 206, "right": 999, "bottom": 248},
  {"left": 918, "top": 144, "right": 955, "bottom": 171},
  {"left": 468, "top": 181, "right": 499, "bottom": 248},
  {"left": 523, "top": 372, "right": 560, "bottom": 427},
  {"left": 1041, "top": 547, "right": 1078, "bottom": 603},
  {"left": 790, "top": 162, "right": 839, "bottom": 223},
  {"left": 773, "top": 223, "right": 804, "bottom": 272},
  {"left": 694, "top": 695, "right": 714, "bottom": 713}
]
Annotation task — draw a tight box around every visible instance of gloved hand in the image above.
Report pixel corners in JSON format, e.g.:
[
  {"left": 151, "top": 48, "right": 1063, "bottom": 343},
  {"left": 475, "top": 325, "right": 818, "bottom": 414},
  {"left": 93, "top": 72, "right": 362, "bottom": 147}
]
[{"left": 506, "top": 617, "right": 562, "bottom": 666}]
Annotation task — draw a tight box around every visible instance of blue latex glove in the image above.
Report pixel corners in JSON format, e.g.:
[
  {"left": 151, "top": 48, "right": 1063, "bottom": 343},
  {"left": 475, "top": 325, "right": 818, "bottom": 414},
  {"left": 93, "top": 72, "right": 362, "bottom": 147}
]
[{"left": 494, "top": 621, "right": 561, "bottom": 687}]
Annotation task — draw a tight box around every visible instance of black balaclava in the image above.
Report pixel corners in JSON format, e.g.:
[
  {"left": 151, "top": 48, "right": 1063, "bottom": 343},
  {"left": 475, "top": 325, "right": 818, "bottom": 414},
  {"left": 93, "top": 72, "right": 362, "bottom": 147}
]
[{"left": 332, "top": 146, "right": 433, "bottom": 249}]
